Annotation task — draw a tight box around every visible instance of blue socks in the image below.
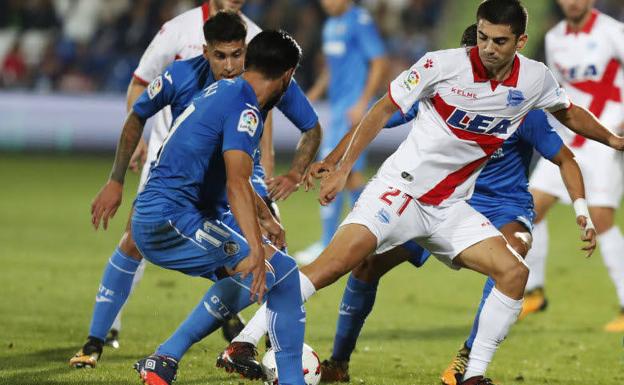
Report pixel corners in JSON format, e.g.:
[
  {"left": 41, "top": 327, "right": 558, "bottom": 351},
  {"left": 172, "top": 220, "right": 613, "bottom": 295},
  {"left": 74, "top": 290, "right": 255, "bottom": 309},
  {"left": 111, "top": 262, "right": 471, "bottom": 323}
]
[
  {"left": 465, "top": 277, "right": 496, "bottom": 349},
  {"left": 88, "top": 248, "right": 140, "bottom": 341},
  {"left": 266, "top": 251, "right": 305, "bottom": 385},
  {"left": 332, "top": 274, "right": 378, "bottom": 362},
  {"left": 156, "top": 274, "right": 257, "bottom": 360}
]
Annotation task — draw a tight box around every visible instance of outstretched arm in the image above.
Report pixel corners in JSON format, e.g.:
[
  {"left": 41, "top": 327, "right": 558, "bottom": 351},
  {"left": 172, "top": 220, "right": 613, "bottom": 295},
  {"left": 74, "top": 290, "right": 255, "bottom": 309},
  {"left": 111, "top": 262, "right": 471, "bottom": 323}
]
[
  {"left": 552, "top": 104, "right": 624, "bottom": 150},
  {"left": 319, "top": 93, "right": 397, "bottom": 205},
  {"left": 549, "top": 145, "right": 596, "bottom": 257},
  {"left": 91, "top": 111, "right": 146, "bottom": 230},
  {"left": 126, "top": 77, "right": 149, "bottom": 173}
]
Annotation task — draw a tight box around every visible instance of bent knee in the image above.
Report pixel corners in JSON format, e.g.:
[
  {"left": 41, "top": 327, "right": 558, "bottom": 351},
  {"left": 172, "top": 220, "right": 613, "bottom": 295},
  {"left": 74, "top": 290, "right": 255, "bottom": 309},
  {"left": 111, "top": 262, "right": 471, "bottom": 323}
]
[{"left": 119, "top": 231, "right": 143, "bottom": 261}]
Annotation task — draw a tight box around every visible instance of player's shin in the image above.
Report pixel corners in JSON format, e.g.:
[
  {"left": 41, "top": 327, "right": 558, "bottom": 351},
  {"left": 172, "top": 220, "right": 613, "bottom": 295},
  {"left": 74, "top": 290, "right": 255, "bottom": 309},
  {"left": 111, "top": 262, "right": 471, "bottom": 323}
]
[
  {"left": 156, "top": 271, "right": 271, "bottom": 361},
  {"left": 332, "top": 274, "right": 378, "bottom": 361},
  {"left": 463, "top": 287, "right": 522, "bottom": 380},
  {"left": 524, "top": 220, "right": 548, "bottom": 291},
  {"left": 599, "top": 226, "right": 624, "bottom": 309},
  {"left": 88, "top": 248, "right": 140, "bottom": 341},
  {"left": 321, "top": 192, "right": 345, "bottom": 247},
  {"left": 233, "top": 271, "right": 315, "bottom": 346},
  {"left": 465, "top": 277, "right": 496, "bottom": 349},
  {"left": 266, "top": 250, "right": 306, "bottom": 385}
]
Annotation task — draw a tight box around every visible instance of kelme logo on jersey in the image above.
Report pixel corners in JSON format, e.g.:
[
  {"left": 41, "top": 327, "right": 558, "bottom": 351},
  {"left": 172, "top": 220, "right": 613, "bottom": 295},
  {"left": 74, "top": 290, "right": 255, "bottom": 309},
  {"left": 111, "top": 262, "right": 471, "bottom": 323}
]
[
  {"left": 446, "top": 109, "right": 511, "bottom": 134},
  {"left": 506, "top": 89, "right": 525, "bottom": 107},
  {"left": 147, "top": 76, "right": 163, "bottom": 99},
  {"left": 237, "top": 109, "right": 259, "bottom": 137},
  {"left": 401, "top": 69, "right": 421, "bottom": 91}
]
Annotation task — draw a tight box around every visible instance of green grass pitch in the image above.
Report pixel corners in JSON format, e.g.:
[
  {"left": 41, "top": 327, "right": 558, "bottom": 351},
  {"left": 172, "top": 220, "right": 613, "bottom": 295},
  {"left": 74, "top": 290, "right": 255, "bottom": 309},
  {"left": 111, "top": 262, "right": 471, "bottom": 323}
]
[{"left": 1, "top": 153, "right": 623, "bottom": 385}]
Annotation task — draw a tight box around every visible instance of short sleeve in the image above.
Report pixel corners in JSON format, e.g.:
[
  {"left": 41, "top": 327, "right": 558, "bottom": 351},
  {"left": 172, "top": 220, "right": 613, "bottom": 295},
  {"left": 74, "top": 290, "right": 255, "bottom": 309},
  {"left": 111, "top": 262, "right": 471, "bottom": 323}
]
[
  {"left": 385, "top": 101, "right": 419, "bottom": 128},
  {"left": 353, "top": 9, "right": 385, "bottom": 60},
  {"left": 275, "top": 80, "right": 319, "bottom": 132},
  {"left": 388, "top": 53, "right": 441, "bottom": 114},
  {"left": 534, "top": 67, "right": 570, "bottom": 112},
  {"left": 222, "top": 105, "right": 263, "bottom": 158},
  {"left": 132, "top": 66, "right": 177, "bottom": 119},
  {"left": 133, "top": 22, "right": 180, "bottom": 84},
  {"left": 518, "top": 110, "right": 563, "bottom": 160},
  {"left": 608, "top": 19, "right": 624, "bottom": 65}
]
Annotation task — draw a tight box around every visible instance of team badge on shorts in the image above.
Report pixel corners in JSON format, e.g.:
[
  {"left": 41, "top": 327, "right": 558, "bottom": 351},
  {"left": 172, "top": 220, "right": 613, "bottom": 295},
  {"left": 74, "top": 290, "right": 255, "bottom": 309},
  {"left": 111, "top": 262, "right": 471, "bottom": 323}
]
[
  {"left": 237, "top": 109, "right": 259, "bottom": 136},
  {"left": 147, "top": 76, "right": 163, "bottom": 99},
  {"left": 375, "top": 208, "right": 391, "bottom": 224},
  {"left": 223, "top": 241, "right": 240, "bottom": 256}
]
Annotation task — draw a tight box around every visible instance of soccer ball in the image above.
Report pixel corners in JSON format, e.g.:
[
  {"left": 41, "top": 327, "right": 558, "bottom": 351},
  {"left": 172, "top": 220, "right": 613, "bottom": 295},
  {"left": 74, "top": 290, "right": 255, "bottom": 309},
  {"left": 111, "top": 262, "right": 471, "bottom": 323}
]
[{"left": 262, "top": 343, "right": 321, "bottom": 385}]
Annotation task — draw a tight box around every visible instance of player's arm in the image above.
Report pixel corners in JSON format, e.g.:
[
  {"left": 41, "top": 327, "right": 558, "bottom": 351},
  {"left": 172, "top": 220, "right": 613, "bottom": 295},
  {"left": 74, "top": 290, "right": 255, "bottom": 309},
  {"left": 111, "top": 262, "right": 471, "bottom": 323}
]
[
  {"left": 348, "top": 56, "right": 389, "bottom": 125},
  {"left": 319, "top": 94, "right": 397, "bottom": 205},
  {"left": 91, "top": 111, "right": 146, "bottom": 230},
  {"left": 551, "top": 104, "right": 624, "bottom": 150},
  {"left": 260, "top": 111, "right": 275, "bottom": 179},
  {"left": 253, "top": 190, "right": 285, "bottom": 249},
  {"left": 548, "top": 145, "right": 596, "bottom": 256},
  {"left": 306, "top": 66, "right": 329, "bottom": 102}
]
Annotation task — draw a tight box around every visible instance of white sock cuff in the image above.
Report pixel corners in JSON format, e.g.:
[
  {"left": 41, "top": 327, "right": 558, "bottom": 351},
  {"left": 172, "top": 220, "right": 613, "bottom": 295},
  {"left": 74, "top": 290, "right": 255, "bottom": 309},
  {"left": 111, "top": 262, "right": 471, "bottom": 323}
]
[
  {"left": 490, "top": 287, "right": 523, "bottom": 310},
  {"left": 299, "top": 271, "right": 316, "bottom": 301},
  {"left": 598, "top": 226, "right": 622, "bottom": 243}
]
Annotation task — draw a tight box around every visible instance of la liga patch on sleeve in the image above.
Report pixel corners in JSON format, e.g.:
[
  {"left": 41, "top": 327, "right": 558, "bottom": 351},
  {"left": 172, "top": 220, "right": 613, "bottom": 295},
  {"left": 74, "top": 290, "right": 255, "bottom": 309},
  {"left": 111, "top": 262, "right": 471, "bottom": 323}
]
[
  {"left": 237, "top": 109, "right": 259, "bottom": 136},
  {"left": 147, "top": 76, "right": 163, "bottom": 99}
]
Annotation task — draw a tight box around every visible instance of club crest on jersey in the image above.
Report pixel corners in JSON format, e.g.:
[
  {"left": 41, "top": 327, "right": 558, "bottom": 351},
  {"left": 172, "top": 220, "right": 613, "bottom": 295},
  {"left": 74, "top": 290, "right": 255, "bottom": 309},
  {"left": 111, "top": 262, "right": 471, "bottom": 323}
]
[
  {"left": 506, "top": 89, "right": 525, "bottom": 107},
  {"left": 401, "top": 69, "right": 421, "bottom": 91},
  {"left": 147, "top": 76, "right": 163, "bottom": 99},
  {"left": 447, "top": 109, "right": 511, "bottom": 134},
  {"left": 237, "top": 109, "right": 259, "bottom": 137}
]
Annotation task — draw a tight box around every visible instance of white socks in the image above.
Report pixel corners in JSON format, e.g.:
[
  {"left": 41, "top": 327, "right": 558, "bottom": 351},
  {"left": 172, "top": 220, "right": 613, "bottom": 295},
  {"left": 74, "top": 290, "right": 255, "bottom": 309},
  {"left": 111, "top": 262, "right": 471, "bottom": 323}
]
[
  {"left": 599, "top": 226, "right": 624, "bottom": 307},
  {"left": 233, "top": 271, "right": 316, "bottom": 346},
  {"left": 464, "top": 287, "right": 522, "bottom": 380},
  {"left": 111, "top": 258, "right": 147, "bottom": 331},
  {"left": 524, "top": 220, "right": 548, "bottom": 292}
]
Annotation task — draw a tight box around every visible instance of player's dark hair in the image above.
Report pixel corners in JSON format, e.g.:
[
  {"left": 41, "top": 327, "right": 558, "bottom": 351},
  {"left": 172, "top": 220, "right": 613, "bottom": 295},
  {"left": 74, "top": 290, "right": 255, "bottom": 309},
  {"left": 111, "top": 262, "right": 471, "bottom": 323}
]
[
  {"left": 245, "top": 30, "right": 302, "bottom": 79},
  {"left": 460, "top": 24, "right": 478, "bottom": 46},
  {"left": 203, "top": 11, "right": 247, "bottom": 45},
  {"left": 476, "top": 0, "right": 528, "bottom": 37}
]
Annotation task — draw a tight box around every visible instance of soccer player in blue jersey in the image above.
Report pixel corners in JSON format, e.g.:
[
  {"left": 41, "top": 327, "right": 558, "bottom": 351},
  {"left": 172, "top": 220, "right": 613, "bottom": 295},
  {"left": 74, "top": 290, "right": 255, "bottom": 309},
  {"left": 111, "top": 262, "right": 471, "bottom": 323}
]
[
  {"left": 129, "top": 30, "right": 307, "bottom": 385},
  {"left": 71, "top": 13, "right": 321, "bottom": 370},
  {"left": 296, "top": 0, "right": 388, "bottom": 263}
]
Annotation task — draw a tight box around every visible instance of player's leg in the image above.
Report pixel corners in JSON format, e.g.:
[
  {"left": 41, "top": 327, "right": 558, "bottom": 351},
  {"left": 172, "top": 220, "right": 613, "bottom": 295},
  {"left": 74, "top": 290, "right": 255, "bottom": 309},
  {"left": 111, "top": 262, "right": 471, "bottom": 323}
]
[
  {"left": 520, "top": 188, "right": 558, "bottom": 319},
  {"left": 442, "top": 219, "right": 532, "bottom": 385},
  {"left": 589, "top": 206, "right": 624, "bottom": 331},
  {"left": 322, "top": 245, "right": 417, "bottom": 382},
  {"left": 70, "top": 211, "right": 143, "bottom": 368}
]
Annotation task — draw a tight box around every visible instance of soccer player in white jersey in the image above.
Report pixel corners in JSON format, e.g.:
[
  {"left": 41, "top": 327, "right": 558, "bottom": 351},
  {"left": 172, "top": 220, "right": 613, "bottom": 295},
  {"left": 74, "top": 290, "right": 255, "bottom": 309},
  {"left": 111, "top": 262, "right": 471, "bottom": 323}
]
[
  {"left": 216, "top": 0, "right": 624, "bottom": 383},
  {"left": 522, "top": 0, "right": 624, "bottom": 331}
]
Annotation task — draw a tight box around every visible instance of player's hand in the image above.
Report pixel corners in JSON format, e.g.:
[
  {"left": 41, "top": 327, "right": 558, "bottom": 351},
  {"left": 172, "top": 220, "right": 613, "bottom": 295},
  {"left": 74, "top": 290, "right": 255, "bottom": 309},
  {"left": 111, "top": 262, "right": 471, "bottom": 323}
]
[
  {"left": 347, "top": 99, "right": 368, "bottom": 127},
  {"left": 91, "top": 180, "right": 123, "bottom": 230},
  {"left": 260, "top": 216, "right": 286, "bottom": 250},
  {"left": 129, "top": 138, "right": 147, "bottom": 173},
  {"left": 266, "top": 171, "right": 301, "bottom": 201},
  {"left": 241, "top": 244, "right": 267, "bottom": 304},
  {"left": 304, "top": 161, "right": 335, "bottom": 191},
  {"left": 577, "top": 215, "right": 597, "bottom": 257},
  {"left": 607, "top": 135, "right": 624, "bottom": 151},
  {"left": 319, "top": 168, "right": 349, "bottom": 206}
]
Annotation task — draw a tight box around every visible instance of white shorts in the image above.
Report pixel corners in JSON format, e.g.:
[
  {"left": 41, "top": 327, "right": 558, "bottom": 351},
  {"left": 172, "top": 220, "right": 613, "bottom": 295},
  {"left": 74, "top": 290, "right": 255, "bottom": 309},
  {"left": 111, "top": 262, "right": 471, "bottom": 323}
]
[
  {"left": 530, "top": 142, "right": 624, "bottom": 208},
  {"left": 138, "top": 107, "right": 173, "bottom": 193},
  {"left": 341, "top": 177, "right": 502, "bottom": 269}
]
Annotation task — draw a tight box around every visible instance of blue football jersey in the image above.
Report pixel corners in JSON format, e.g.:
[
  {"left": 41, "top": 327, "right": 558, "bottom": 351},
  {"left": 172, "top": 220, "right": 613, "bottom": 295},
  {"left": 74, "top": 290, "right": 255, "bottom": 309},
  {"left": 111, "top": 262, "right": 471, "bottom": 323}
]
[
  {"left": 385, "top": 107, "right": 564, "bottom": 210},
  {"left": 134, "top": 77, "right": 263, "bottom": 222},
  {"left": 323, "top": 5, "right": 385, "bottom": 110}
]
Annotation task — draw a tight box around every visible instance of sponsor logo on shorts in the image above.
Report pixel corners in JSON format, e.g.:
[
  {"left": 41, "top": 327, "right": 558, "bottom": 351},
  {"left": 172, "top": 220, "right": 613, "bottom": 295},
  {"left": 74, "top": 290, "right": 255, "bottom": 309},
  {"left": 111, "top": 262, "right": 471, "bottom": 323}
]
[
  {"left": 401, "top": 69, "right": 421, "bottom": 91},
  {"left": 237, "top": 109, "right": 259, "bottom": 137},
  {"left": 401, "top": 171, "right": 414, "bottom": 182},
  {"left": 223, "top": 241, "right": 240, "bottom": 256},
  {"left": 376, "top": 208, "right": 391, "bottom": 224},
  {"left": 147, "top": 76, "right": 163, "bottom": 99},
  {"left": 481, "top": 220, "right": 492, "bottom": 227}
]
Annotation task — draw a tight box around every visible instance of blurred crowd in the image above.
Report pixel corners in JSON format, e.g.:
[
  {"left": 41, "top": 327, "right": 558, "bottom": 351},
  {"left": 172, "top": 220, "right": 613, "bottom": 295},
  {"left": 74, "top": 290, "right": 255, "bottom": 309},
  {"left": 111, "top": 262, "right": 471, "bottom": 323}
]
[
  {"left": 0, "top": 0, "right": 621, "bottom": 94},
  {"left": 0, "top": 0, "right": 444, "bottom": 93}
]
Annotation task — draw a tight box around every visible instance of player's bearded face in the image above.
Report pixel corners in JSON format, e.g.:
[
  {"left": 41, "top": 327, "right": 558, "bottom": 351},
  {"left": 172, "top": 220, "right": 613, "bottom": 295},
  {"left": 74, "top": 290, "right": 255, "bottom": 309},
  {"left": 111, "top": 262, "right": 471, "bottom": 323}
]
[
  {"left": 476, "top": 20, "right": 526, "bottom": 73},
  {"left": 556, "top": 0, "right": 594, "bottom": 23},
  {"left": 204, "top": 41, "right": 246, "bottom": 80}
]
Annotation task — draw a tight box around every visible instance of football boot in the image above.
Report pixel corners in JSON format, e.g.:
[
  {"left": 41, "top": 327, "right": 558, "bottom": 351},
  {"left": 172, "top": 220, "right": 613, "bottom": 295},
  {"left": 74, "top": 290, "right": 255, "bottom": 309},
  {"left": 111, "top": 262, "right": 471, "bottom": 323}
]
[
  {"left": 216, "top": 341, "right": 264, "bottom": 380},
  {"left": 69, "top": 337, "right": 103, "bottom": 368}
]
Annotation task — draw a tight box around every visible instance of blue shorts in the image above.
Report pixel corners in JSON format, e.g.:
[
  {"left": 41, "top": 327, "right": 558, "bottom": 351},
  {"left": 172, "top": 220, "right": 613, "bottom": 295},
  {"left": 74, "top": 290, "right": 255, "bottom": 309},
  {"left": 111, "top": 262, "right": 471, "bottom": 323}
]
[
  {"left": 132, "top": 211, "right": 249, "bottom": 279},
  {"left": 406, "top": 202, "right": 534, "bottom": 267},
  {"left": 321, "top": 110, "right": 367, "bottom": 173}
]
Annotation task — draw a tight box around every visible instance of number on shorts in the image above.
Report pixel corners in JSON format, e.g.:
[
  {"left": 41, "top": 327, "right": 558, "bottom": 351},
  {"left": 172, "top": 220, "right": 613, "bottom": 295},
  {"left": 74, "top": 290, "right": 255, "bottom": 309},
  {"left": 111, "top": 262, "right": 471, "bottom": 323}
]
[
  {"left": 379, "top": 187, "right": 414, "bottom": 216},
  {"left": 194, "top": 221, "right": 229, "bottom": 247}
]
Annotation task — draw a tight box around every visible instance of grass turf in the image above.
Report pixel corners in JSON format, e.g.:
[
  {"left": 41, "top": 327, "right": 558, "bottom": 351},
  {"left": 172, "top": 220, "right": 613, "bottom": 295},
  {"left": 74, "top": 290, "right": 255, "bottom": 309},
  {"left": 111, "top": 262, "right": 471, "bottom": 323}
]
[{"left": 0, "top": 153, "right": 623, "bottom": 385}]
